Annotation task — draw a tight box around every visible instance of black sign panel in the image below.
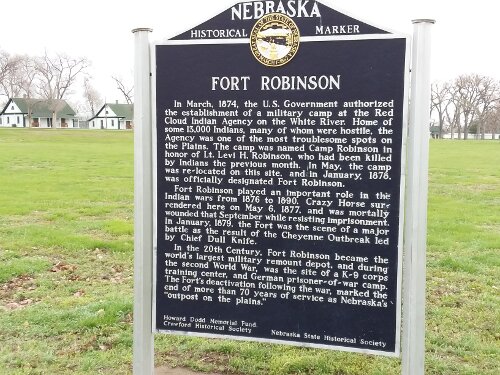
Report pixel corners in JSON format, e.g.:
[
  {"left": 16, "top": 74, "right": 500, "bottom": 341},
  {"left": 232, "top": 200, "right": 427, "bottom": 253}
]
[{"left": 154, "top": 0, "right": 408, "bottom": 356}]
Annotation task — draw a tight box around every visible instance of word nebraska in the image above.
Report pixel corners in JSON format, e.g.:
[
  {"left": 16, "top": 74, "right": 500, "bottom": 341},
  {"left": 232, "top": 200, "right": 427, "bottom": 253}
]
[{"left": 232, "top": 0, "right": 321, "bottom": 20}]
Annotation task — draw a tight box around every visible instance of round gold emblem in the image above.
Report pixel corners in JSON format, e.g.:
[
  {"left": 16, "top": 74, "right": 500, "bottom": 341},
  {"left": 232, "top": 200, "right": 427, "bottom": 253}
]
[{"left": 250, "top": 13, "right": 300, "bottom": 67}]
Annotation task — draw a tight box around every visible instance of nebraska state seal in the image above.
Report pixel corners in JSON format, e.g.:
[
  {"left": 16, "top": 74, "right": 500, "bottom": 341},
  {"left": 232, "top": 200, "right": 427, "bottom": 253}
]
[{"left": 250, "top": 13, "right": 300, "bottom": 67}]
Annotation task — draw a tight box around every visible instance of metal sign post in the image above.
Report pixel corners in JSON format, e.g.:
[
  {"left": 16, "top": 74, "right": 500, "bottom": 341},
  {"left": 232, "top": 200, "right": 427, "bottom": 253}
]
[
  {"left": 132, "top": 27, "right": 154, "bottom": 375},
  {"left": 402, "top": 19, "right": 435, "bottom": 375}
]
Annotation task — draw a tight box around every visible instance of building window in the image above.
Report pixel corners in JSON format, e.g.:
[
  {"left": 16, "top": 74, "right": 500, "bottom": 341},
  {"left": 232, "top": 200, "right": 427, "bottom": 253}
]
[
  {"left": 7, "top": 117, "right": 9, "bottom": 124},
  {"left": 100, "top": 120, "right": 104, "bottom": 128},
  {"left": 0, "top": 118, "right": 2, "bottom": 125},
  {"left": 17, "top": 116, "right": 20, "bottom": 124},
  {"left": 11, "top": 106, "right": 14, "bottom": 110},
  {"left": 111, "top": 120, "right": 114, "bottom": 126}
]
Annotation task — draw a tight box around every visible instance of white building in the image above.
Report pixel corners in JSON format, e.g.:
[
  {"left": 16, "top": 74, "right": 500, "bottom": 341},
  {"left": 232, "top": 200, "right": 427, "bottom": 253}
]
[
  {"left": 0, "top": 98, "right": 77, "bottom": 128},
  {"left": 88, "top": 103, "right": 134, "bottom": 130},
  {"left": 442, "top": 133, "right": 499, "bottom": 140}
]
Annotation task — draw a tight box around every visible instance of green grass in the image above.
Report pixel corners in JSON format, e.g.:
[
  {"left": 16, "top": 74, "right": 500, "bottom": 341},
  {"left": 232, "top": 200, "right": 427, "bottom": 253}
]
[
  {"left": 0, "top": 129, "right": 134, "bottom": 375},
  {"left": 0, "top": 130, "right": 498, "bottom": 374}
]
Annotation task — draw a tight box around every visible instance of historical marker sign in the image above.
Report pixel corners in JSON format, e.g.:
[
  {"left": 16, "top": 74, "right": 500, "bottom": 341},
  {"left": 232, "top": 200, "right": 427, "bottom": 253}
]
[{"left": 153, "top": 0, "right": 409, "bottom": 356}]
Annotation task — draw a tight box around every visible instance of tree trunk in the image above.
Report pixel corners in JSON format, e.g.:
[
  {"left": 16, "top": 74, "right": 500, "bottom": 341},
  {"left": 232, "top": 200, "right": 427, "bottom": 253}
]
[
  {"left": 27, "top": 107, "right": 32, "bottom": 128},
  {"left": 463, "top": 114, "right": 469, "bottom": 140},
  {"left": 439, "top": 115, "right": 444, "bottom": 139}
]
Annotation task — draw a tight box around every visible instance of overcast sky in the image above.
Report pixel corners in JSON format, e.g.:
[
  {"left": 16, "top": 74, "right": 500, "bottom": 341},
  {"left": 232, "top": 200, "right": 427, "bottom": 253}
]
[{"left": 1, "top": 0, "right": 498, "bottom": 104}]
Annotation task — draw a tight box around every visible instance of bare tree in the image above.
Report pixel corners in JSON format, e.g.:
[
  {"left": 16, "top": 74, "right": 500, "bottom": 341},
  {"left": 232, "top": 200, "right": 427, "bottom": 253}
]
[
  {"left": 0, "top": 50, "right": 8, "bottom": 80},
  {"left": 455, "top": 75, "right": 479, "bottom": 140},
  {"left": 473, "top": 77, "right": 500, "bottom": 139},
  {"left": 0, "top": 50, "right": 12, "bottom": 100},
  {"left": 455, "top": 74, "right": 500, "bottom": 140},
  {"left": 36, "top": 51, "right": 89, "bottom": 100},
  {"left": 0, "top": 52, "right": 42, "bottom": 126},
  {"left": 83, "top": 77, "right": 103, "bottom": 116},
  {"left": 484, "top": 104, "right": 500, "bottom": 139},
  {"left": 18, "top": 56, "right": 40, "bottom": 127},
  {"left": 0, "top": 52, "right": 24, "bottom": 100},
  {"left": 35, "top": 51, "right": 89, "bottom": 126},
  {"left": 444, "top": 84, "right": 462, "bottom": 139},
  {"left": 112, "top": 76, "right": 133, "bottom": 104},
  {"left": 18, "top": 56, "right": 39, "bottom": 98},
  {"left": 431, "top": 82, "right": 452, "bottom": 139}
]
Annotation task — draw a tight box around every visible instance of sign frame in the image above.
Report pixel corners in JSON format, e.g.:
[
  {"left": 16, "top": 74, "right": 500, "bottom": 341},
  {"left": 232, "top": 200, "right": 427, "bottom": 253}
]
[{"left": 150, "top": 2, "right": 411, "bottom": 357}]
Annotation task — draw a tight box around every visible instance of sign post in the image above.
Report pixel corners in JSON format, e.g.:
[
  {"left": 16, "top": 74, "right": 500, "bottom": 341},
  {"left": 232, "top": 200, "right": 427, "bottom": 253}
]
[
  {"left": 132, "top": 27, "right": 154, "bottom": 375},
  {"left": 402, "top": 19, "right": 435, "bottom": 375}
]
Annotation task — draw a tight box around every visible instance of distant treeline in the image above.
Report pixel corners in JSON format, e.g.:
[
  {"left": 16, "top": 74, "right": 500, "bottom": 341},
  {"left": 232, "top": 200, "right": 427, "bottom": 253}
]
[
  {"left": 0, "top": 49, "right": 91, "bottom": 110},
  {"left": 431, "top": 74, "right": 499, "bottom": 139},
  {"left": 0, "top": 48, "right": 132, "bottom": 117}
]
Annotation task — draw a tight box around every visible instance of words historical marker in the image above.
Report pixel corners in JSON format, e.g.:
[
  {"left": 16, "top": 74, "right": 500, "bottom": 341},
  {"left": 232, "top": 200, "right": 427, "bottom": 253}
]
[{"left": 153, "top": 0, "right": 410, "bottom": 356}]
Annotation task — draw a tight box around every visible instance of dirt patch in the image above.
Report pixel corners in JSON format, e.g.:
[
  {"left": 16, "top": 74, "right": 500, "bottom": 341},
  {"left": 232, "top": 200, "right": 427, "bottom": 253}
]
[
  {"left": 50, "top": 261, "right": 77, "bottom": 273},
  {"left": 0, "top": 275, "right": 37, "bottom": 311}
]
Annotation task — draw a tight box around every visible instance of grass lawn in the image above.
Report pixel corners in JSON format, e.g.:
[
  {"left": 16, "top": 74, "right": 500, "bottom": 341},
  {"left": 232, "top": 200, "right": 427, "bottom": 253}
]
[{"left": 0, "top": 129, "right": 498, "bottom": 374}]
